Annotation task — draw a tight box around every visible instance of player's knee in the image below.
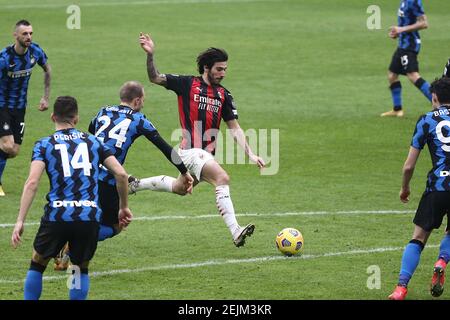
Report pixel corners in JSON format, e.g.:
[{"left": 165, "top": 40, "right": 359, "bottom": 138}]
[
  {"left": 407, "top": 72, "right": 420, "bottom": 83},
  {"left": 388, "top": 72, "right": 398, "bottom": 83},
  {"left": 1, "top": 143, "right": 18, "bottom": 157},
  {"left": 216, "top": 172, "right": 230, "bottom": 185}
]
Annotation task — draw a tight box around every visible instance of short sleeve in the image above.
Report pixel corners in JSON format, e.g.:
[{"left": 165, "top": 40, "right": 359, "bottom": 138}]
[
  {"left": 98, "top": 139, "right": 113, "bottom": 163},
  {"left": 34, "top": 45, "right": 48, "bottom": 67},
  {"left": 411, "top": 115, "right": 428, "bottom": 150},
  {"left": 31, "top": 140, "right": 45, "bottom": 162},
  {"left": 221, "top": 89, "right": 238, "bottom": 122},
  {"left": 412, "top": 0, "right": 425, "bottom": 17},
  {"left": 165, "top": 74, "right": 192, "bottom": 96},
  {"left": 138, "top": 115, "right": 157, "bottom": 139}
]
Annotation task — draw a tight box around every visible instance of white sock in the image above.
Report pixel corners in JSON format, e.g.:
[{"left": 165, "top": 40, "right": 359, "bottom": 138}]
[
  {"left": 136, "top": 175, "right": 175, "bottom": 193},
  {"left": 215, "top": 185, "right": 240, "bottom": 237}
]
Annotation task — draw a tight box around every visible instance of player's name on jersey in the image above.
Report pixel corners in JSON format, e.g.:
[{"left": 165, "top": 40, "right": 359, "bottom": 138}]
[
  {"left": 105, "top": 105, "right": 134, "bottom": 114},
  {"left": 433, "top": 108, "right": 450, "bottom": 117},
  {"left": 7, "top": 68, "right": 32, "bottom": 79},
  {"left": 53, "top": 131, "right": 85, "bottom": 141}
]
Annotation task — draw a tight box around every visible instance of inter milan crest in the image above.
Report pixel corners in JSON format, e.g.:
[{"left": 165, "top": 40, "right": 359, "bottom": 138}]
[
  {"left": 30, "top": 55, "right": 36, "bottom": 65},
  {"left": 3, "top": 123, "right": 10, "bottom": 131}
]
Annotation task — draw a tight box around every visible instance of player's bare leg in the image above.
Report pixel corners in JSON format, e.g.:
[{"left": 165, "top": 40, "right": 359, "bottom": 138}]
[
  {"left": 382, "top": 72, "right": 404, "bottom": 117},
  {"left": 407, "top": 71, "right": 432, "bottom": 102},
  {"left": 128, "top": 174, "right": 189, "bottom": 195},
  {"left": 200, "top": 159, "right": 254, "bottom": 247},
  {"left": 0, "top": 135, "right": 20, "bottom": 196}
]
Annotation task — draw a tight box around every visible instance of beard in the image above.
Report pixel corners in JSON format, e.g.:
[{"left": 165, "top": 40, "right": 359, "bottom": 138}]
[{"left": 18, "top": 38, "right": 31, "bottom": 48}]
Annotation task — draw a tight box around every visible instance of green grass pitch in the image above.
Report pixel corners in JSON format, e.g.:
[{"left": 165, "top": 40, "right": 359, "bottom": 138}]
[{"left": 0, "top": 0, "right": 450, "bottom": 300}]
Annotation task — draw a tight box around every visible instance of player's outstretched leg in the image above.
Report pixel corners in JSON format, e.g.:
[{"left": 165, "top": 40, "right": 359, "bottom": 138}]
[{"left": 128, "top": 175, "right": 177, "bottom": 194}]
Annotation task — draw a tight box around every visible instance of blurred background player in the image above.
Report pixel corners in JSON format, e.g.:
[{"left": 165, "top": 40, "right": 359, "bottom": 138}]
[
  {"left": 11, "top": 96, "right": 132, "bottom": 300},
  {"left": 138, "top": 33, "right": 265, "bottom": 247},
  {"left": 0, "top": 20, "right": 51, "bottom": 196},
  {"left": 389, "top": 77, "right": 450, "bottom": 300},
  {"left": 381, "top": 0, "right": 431, "bottom": 117}
]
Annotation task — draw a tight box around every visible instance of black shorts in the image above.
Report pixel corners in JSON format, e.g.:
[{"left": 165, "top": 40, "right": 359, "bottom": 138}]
[
  {"left": 389, "top": 48, "right": 419, "bottom": 75},
  {"left": 0, "top": 108, "right": 26, "bottom": 144},
  {"left": 98, "top": 180, "right": 119, "bottom": 227},
  {"left": 413, "top": 191, "right": 450, "bottom": 232},
  {"left": 33, "top": 220, "right": 99, "bottom": 265}
]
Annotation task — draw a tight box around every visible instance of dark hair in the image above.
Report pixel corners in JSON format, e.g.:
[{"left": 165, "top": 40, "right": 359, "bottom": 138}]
[
  {"left": 53, "top": 96, "right": 78, "bottom": 122},
  {"left": 196, "top": 47, "right": 228, "bottom": 74},
  {"left": 15, "top": 20, "right": 31, "bottom": 28},
  {"left": 119, "top": 81, "right": 144, "bottom": 103},
  {"left": 430, "top": 77, "right": 450, "bottom": 104}
]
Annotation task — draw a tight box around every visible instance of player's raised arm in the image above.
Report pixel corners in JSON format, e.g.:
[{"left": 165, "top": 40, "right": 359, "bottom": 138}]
[
  {"left": 139, "top": 32, "right": 167, "bottom": 86},
  {"left": 39, "top": 63, "right": 51, "bottom": 111},
  {"left": 11, "top": 160, "right": 45, "bottom": 248},
  {"left": 226, "top": 119, "right": 266, "bottom": 170}
]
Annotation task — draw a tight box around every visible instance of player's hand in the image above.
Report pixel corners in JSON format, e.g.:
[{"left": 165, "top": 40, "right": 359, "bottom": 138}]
[
  {"left": 39, "top": 97, "right": 49, "bottom": 111},
  {"left": 139, "top": 32, "right": 155, "bottom": 55},
  {"left": 118, "top": 208, "right": 133, "bottom": 228},
  {"left": 389, "top": 26, "right": 401, "bottom": 39},
  {"left": 399, "top": 187, "right": 410, "bottom": 203},
  {"left": 11, "top": 221, "right": 24, "bottom": 248},
  {"left": 181, "top": 172, "right": 194, "bottom": 194},
  {"left": 249, "top": 154, "right": 266, "bottom": 170}
]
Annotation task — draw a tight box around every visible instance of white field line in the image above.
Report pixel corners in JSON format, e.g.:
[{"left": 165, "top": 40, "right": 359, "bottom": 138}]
[
  {"left": 0, "top": 210, "right": 415, "bottom": 228},
  {"left": 1, "top": 0, "right": 279, "bottom": 10},
  {"left": 0, "top": 244, "right": 437, "bottom": 284}
]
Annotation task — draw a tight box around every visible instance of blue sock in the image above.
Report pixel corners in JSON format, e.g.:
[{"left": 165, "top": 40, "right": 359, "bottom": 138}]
[
  {"left": 398, "top": 240, "right": 424, "bottom": 287},
  {"left": 438, "top": 234, "right": 450, "bottom": 263},
  {"left": 24, "top": 270, "right": 43, "bottom": 300},
  {"left": 98, "top": 224, "right": 114, "bottom": 241},
  {"left": 390, "top": 82, "right": 402, "bottom": 110},
  {"left": 69, "top": 272, "right": 90, "bottom": 300},
  {"left": 414, "top": 77, "right": 432, "bottom": 102}
]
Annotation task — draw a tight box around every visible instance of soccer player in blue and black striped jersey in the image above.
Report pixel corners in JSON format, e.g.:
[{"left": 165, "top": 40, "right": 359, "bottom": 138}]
[
  {"left": 0, "top": 20, "right": 51, "bottom": 196},
  {"left": 389, "top": 77, "right": 450, "bottom": 300},
  {"left": 88, "top": 81, "right": 193, "bottom": 243},
  {"left": 11, "top": 96, "right": 132, "bottom": 300},
  {"left": 381, "top": 0, "right": 431, "bottom": 117}
]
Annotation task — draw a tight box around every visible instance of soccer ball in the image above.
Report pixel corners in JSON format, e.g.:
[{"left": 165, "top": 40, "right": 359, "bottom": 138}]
[{"left": 275, "top": 228, "right": 304, "bottom": 256}]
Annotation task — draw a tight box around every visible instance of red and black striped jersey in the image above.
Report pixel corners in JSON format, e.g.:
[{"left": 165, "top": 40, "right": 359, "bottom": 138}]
[{"left": 165, "top": 74, "right": 238, "bottom": 155}]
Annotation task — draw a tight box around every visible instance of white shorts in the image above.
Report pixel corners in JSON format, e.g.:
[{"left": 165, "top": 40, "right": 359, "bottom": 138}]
[{"left": 178, "top": 148, "right": 215, "bottom": 181}]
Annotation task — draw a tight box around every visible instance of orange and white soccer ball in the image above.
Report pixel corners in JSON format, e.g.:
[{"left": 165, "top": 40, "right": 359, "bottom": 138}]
[{"left": 275, "top": 228, "right": 304, "bottom": 256}]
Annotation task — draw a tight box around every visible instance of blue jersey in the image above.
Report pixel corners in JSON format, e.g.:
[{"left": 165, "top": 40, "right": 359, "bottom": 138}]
[
  {"left": 397, "top": 0, "right": 425, "bottom": 53},
  {"left": 32, "top": 128, "right": 112, "bottom": 222},
  {"left": 89, "top": 105, "right": 157, "bottom": 185},
  {"left": 411, "top": 106, "right": 450, "bottom": 192},
  {"left": 0, "top": 43, "right": 47, "bottom": 109}
]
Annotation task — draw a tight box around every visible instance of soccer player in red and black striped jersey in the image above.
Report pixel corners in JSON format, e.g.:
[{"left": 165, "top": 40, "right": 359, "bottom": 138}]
[{"left": 138, "top": 33, "right": 265, "bottom": 247}]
